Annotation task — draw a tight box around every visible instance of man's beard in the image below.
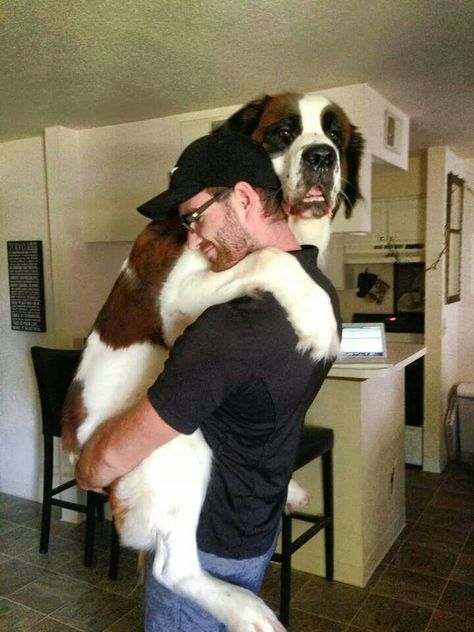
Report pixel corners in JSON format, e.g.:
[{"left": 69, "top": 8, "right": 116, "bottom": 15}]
[{"left": 207, "top": 204, "right": 256, "bottom": 272}]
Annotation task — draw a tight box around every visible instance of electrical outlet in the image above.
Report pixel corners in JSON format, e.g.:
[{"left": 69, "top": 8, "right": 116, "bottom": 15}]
[{"left": 384, "top": 110, "right": 401, "bottom": 154}]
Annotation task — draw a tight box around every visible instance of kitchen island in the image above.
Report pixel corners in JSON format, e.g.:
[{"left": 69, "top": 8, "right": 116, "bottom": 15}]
[{"left": 285, "top": 343, "right": 426, "bottom": 587}]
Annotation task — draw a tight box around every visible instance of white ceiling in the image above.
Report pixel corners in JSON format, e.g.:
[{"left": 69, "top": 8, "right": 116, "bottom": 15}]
[{"left": 2, "top": 0, "right": 474, "bottom": 157}]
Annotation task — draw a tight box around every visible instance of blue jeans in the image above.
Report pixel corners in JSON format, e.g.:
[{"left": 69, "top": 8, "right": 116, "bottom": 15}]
[{"left": 144, "top": 539, "right": 277, "bottom": 631}]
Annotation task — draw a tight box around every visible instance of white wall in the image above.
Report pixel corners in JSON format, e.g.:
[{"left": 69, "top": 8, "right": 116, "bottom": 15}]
[
  {"left": 424, "top": 147, "right": 469, "bottom": 472},
  {"left": 0, "top": 132, "right": 131, "bottom": 499},
  {"left": 458, "top": 159, "right": 474, "bottom": 381},
  {"left": 0, "top": 137, "right": 51, "bottom": 498}
]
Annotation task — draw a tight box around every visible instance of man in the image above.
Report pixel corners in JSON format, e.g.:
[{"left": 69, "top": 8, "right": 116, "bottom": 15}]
[{"left": 76, "top": 132, "right": 341, "bottom": 631}]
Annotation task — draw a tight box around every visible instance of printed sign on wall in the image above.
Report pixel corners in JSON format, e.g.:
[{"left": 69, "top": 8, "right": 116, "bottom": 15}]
[{"left": 7, "top": 240, "right": 46, "bottom": 332}]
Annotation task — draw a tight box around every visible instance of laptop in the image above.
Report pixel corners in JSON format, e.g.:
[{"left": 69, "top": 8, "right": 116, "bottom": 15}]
[{"left": 334, "top": 322, "right": 391, "bottom": 368}]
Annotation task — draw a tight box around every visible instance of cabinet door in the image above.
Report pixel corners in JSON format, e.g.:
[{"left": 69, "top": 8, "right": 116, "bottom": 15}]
[
  {"left": 180, "top": 119, "right": 213, "bottom": 149},
  {"left": 180, "top": 115, "right": 228, "bottom": 149},
  {"left": 81, "top": 118, "right": 182, "bottom": 242},
  {"left": 345, "top": 200, "right": 388, "bottom": 245},
  {"left": 323, "top": 234, "right": 345, "bottom": 289},
  {"left": 387, "top": 197, "right": 425, "bottom": 243},
  {"left": 370, "top": 200, "right": 389, "bottom": 242}
]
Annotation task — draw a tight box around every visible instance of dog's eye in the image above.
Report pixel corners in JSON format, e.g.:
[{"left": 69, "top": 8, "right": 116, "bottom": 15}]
[
  {"left": 277, "top": 128, "right": 292, "bottom": 140},
  {"left": 329, "top": 130, "right": 342, "bottom": 145}
]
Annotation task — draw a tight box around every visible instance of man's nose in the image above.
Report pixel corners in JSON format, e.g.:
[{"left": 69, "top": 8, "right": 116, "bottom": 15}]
[{"left": 187, "top": 230, "right": 202, "bottom": 250}]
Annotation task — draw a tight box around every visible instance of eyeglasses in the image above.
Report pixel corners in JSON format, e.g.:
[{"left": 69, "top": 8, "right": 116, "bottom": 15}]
[{"left": 180, "top": 189, "right": 229, "bottom": 231}]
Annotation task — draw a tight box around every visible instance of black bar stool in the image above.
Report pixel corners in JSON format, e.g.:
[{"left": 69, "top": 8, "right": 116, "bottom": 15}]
[
  {"left": 272, "top": 425, "right": 334, "bottom": 627},
  {"left": 31, "top": 346, "right": 120, "bottom": 579}
]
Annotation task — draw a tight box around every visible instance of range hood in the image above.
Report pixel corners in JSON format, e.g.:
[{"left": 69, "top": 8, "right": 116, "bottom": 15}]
[{"left": 345, "top": 240, "right": 425, "bottom": 264}]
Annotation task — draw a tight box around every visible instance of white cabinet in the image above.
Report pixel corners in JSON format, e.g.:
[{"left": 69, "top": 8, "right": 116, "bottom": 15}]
[
  {"left": 344, "top": 196, "right": 426, "bottom": 245},
  {"left": 80, "top": 117, "right": 183, "bottom": 242},
  {"left": 369, "top": 195, "right": 425, "bottom": 244},
  {"left": 322, "top": 84, "right": 410, "bottom": 236},
  {"left": 387, "top": 197, "right": 425, "bottom": 243},
  {"left": 80, "top": 105, "right": 236, "bottom": 242},
  {"left": 181, "top": 119, "right": 213, "bottom": 149},
  {"left": 348, "top": 199, "right": 387, "bottom": 244},
  {"left": 180, "top": 105, "right": 236, "bottom": 149},
  {"left": 344, "top": 196, "right": 426, "bottom": 263},
  {"left": 322, "top": 84, "right": 409, "bottom": 171},
  {"left": 322, "top": 234, "right": 345, "bottom": 290}
]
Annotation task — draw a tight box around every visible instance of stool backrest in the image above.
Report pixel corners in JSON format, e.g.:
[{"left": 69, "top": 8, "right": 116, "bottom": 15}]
[{"left": 31, "top": 346, "right": 81, "bottom": 438}]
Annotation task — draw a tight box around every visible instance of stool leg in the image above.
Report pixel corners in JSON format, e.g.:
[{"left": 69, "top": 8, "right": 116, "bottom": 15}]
[
  {"left": 40, "top": 436, "right": 53, "bottom": 554},
  {"left": 96, "top": 499, "right": 105, "bottom": 522},
  {"left": 322, "top": 449, "right": 334, "bottom": 581},
  {"left": 109, "top": 518, "right": 120, "bottom": 580},
  {"left": 279, "top": 513, "right": 292, "bottom": 627},
  {"left": 84, "top": 491, "right": 97, "bottom": 567}
]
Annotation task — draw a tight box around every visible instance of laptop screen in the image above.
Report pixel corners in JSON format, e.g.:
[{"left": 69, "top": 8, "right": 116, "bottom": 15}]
[{"left": 340, "top": 323, "right": 386, "bottom": 358}]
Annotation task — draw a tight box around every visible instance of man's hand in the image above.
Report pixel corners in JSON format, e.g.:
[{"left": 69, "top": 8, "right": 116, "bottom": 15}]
[
  {"left": 75, "top": 396, "right": 180, "bottom": 491},
  {"left": 75, "top": 418, "right": 122, "bottom": 492}
]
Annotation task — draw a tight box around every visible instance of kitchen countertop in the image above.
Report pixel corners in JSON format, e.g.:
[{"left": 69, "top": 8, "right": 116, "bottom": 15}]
[{"left": 328, "top": 342, "right": 426, "bottom": 380}]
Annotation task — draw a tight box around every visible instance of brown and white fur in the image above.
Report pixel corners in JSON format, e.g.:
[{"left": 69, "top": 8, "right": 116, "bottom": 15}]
[{"left": 62, "top": 93, "right": 363, "bottom": 632}]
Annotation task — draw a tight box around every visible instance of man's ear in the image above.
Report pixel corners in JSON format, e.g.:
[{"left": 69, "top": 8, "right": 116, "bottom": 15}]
[{"left": 232, "top": 181, "right": 260, "bottom": 220}]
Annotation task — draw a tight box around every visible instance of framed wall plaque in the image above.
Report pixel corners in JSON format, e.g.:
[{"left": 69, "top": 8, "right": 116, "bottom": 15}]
[
  {"left": 7, "top": 240, "right": 46, "bottom": 332},
  {"left": 445, "top": 173, "right": 464, "bottom": 304}
]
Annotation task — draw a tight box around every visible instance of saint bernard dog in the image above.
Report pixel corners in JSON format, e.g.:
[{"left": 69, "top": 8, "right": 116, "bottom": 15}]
[{"left": 62, "top": 93, "right": 363, "bottom": 632}]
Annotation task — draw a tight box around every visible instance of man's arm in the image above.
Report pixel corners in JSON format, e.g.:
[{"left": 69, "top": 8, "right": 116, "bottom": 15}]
[{"left": 75, "top": 396, "right": 180, "bottom": 491}]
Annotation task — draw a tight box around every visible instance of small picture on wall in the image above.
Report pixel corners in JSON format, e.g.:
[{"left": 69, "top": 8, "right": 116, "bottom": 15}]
[
  {"left": 445, "top": 172, "right": 464, "bottom": 304},
  {"left": 394, "top": 262, "right": 425, "bottom": 313}
]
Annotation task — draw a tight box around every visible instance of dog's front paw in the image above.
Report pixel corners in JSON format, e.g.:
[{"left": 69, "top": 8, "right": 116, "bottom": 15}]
[
  {"left": 289, "top": 284, "right": 340, "bottom": 362},
  {"left": 231, "top": 247, "right": 340, "bottom": 362}
]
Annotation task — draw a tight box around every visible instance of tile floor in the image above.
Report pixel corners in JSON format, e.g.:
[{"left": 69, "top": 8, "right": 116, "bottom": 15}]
[{"left": 0, "top": 461, "right": 473, "bottom": 631}]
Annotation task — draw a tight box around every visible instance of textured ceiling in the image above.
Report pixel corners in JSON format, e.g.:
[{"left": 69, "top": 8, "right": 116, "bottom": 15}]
[{"left": 1, "top": 0, "right": 474, "bottom": 157}]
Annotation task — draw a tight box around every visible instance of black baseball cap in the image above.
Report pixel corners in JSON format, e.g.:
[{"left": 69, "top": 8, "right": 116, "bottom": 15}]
[{"left": 137, "top": 131, "right": 281, "bottom": 220}]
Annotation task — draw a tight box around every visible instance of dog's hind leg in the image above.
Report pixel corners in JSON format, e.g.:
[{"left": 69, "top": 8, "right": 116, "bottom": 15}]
[
  {"left": 151, "top": 523, "right": 286, "bottom": 632},
  {"left": 286, "top": 478, "right": 310, "bottom": 512},
  {"left": 117, "top": 434, "right": 285, "bottom": 630}
]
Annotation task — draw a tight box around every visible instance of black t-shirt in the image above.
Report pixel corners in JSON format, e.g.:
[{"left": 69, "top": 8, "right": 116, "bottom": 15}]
[{"left": 147, "top": 246, "right": 341, "bottom": 559}]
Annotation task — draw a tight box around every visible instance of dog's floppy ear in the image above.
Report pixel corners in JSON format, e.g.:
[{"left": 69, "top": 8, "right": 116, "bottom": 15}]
[
  {"left": 214, "top": 95, "right": 271, "bottom": 137},
  {"left": 342, "top": 127, "right": 364, "bottom": 219}
]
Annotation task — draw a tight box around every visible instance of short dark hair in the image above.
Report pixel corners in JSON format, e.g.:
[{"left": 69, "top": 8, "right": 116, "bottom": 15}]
[
  {"left": 255, "top": 187, "right": 284, "bottom": 219},
  {"left": 206, "top": 186, "right": 284, "bottom": 220}
]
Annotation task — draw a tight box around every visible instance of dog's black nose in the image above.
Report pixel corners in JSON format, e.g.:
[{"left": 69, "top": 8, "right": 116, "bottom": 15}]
[{"left": 302, "top": 145, "right": 336, "bottom": 171}]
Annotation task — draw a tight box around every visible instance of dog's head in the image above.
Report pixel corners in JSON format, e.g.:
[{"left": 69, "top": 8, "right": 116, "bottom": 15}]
[{"left": 219, "top": 92, "right": 364, "bottom": 228}]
